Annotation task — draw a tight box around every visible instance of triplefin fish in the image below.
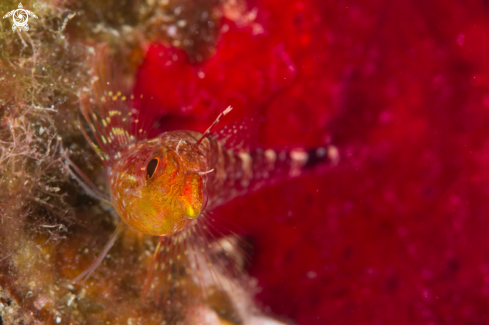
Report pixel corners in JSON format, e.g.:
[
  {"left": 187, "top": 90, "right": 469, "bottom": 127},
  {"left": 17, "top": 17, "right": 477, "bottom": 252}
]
[{"left": 63, "top": 49, "right": 340, "bottom": 309}]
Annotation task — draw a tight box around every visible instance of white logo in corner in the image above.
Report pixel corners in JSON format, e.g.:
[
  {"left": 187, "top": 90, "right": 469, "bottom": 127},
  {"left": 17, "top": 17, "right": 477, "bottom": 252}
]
[{"left": 3, "top": 3, "right": 38, "bottom": 32}]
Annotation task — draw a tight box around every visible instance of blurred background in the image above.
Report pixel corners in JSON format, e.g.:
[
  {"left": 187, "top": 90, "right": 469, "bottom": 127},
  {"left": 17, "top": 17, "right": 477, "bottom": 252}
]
[
  {"left": 137, "top": 1, "right": 489, "bottom": 324},
  {"left": 2, "top": 0, "right": 489, "bottom": 324}
]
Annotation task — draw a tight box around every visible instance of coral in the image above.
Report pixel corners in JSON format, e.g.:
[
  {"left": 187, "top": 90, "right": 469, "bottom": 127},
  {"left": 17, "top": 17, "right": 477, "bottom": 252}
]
[{"left": 133, "top": 0, "right": 489, "bottom": 324}]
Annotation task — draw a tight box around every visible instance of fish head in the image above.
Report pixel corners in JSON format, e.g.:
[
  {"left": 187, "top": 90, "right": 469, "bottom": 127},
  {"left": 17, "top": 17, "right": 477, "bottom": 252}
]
[{"left": 109, "top": 138, "right": 206, "bottom": 236}]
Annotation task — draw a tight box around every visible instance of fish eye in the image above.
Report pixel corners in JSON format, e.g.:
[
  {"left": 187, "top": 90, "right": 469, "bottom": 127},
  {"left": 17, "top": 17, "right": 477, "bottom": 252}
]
[{"left": 147, "top": 158, "right": 159, "bottom": 178}]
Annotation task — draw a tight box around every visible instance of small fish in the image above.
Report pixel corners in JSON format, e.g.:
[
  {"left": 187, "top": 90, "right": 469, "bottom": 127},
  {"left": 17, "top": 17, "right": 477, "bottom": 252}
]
[{"left": 64, "top": 49, "right": 339, "bottom": 308}]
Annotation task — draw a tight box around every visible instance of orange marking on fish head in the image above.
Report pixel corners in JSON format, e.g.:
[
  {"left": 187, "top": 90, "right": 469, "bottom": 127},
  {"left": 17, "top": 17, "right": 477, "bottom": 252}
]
[{"left": 109, "top": 140, "right": 206, "bottom": 236}]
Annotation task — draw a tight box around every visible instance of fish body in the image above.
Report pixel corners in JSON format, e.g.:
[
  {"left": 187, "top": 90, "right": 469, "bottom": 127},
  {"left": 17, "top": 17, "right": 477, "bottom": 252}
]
[{"left": 107, "top": 128, "right": 338, "bottom": 237}]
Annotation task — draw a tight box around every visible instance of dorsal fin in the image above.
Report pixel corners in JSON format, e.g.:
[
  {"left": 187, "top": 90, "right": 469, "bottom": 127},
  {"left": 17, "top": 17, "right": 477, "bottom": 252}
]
[
  {"left": 79, "top": 46, "right": 148, "bottom": 165},
  {"left": 195, "top": 106, "right": 233, "bottom": 147},
  {"left": 210, "top": 111, "right": 263, "bottom": 152}
]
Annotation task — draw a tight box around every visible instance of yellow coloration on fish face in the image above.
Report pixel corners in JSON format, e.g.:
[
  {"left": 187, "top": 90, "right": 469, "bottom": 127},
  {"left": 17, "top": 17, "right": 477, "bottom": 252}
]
[{"left": 109, "top": 132, "right": 207, "bottom": 236}]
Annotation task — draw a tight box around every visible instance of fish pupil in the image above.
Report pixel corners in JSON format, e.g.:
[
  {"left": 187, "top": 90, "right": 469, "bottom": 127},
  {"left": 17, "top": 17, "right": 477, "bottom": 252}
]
[{"left": 147, "top": 158, "right": 159, "bottom": 178}]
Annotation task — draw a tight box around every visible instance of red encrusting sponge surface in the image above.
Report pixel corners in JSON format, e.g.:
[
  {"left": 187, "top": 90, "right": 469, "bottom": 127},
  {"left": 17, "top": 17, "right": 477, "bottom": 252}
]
[{"left": 134, "top": 0, "right": 489, "bottom": 324}]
